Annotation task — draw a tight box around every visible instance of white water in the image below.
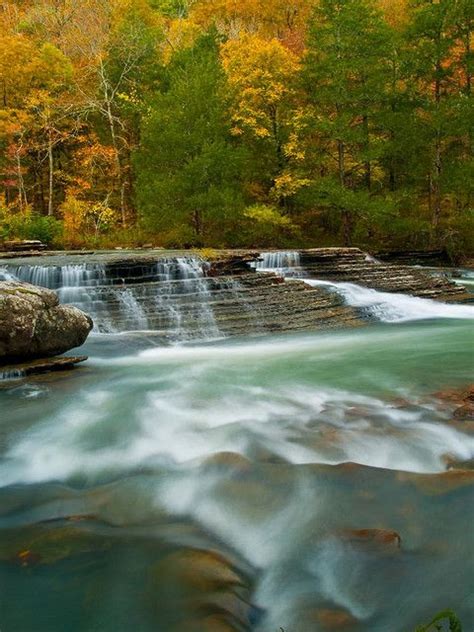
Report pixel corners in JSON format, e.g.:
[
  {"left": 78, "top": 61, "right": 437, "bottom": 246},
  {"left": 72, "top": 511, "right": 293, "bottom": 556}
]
[
  {"left": 252, "top": 251, "right": 474, "bottom": 324},
  {"left": 1, "top": 263, "right": 474, "bottom": 631},
  {"left": 1, "top": 258, "right": 223, "bottom": 338},
  {"left": 254, "top": 251, "right": 305, "bottom": 277},
  {"left": 0, "top": 368, "right": 25, "bottom": 381},
  {"left": 1, "top": 325, "right": 473, "bottom": 487},
  {"left": 305, "top": 279, "right": 474, "bottom": 323}
]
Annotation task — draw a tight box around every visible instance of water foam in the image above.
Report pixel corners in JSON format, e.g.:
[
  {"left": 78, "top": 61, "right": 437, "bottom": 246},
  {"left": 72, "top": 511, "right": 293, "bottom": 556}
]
[
  {"left": 1, "top": 258, "right": 223, "bottom": 338},
  {"left": 304, "top": 279, "right": 474, "bottom": 323}
]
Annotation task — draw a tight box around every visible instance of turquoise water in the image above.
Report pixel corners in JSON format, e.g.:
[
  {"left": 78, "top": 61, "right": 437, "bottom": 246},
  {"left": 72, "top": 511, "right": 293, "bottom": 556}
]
[{"left": 1, "top": 316, "right": 473, "bottom": 631}]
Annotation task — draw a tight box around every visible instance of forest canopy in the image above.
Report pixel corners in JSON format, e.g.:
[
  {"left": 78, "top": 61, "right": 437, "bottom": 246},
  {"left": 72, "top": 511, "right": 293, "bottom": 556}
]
[{"left": 0, "top": 0, "right": 472, "bottom": 254}]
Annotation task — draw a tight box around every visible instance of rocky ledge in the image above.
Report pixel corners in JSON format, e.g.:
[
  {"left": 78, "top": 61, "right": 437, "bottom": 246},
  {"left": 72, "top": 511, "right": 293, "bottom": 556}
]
[
  {"left": 0, "top": 282, "right": 92, "bottom": 370},
  {"left": 296, "top": 248, "right": 471, "bottom": 302}
]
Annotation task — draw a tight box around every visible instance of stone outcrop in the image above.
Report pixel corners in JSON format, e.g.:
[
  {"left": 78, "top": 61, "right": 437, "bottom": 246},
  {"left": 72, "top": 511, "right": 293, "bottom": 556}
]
[
  {"left": 297, "top": 248, "right": 470, "bottom": 302},
  {"left": 0, "top": 281, "right": 93, "bottom": 362},
  {"left": 0, "top": 356, "right": 88, "bottom": 380},
  {"left": 1, "top": 239, "right": 47, "bottom": 252},
  {"left": 375, "top": 249, "right": 451, "bottom": 267}
]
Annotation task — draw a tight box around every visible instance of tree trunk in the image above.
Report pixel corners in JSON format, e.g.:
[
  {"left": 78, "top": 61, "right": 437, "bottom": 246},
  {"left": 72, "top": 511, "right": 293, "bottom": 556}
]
[
  {"left": 342, "top": 210, "right": 353, "bottom": 247},
  {"left": 192, "top": 209, "right": 202, "bottom": 237},
  {"left": 338, "top": 140, "right": 352, "bottom": 246},
  {"left": 432, "top": 131, "right": 442, "bottom": 232},
  {"left": 431, "top": 65, "right": 442, "bottom": 239},
  {"left": 15, "top": 146, "right": 27, "bottom": 210},
  {"left": 106, "top": 101, "right": 126, "bottom": 225},
  {"left": 47, "top": 128, "right": 54, "bottom": 216},
  {"left": 362, "top": 114, "right": 371, "bottom": 190},
  {"left": 338, "top": 139, "right": 345, "bottom": 187},
  {"left": 100, "top": 58, "right": 126, "bottom": 227}
]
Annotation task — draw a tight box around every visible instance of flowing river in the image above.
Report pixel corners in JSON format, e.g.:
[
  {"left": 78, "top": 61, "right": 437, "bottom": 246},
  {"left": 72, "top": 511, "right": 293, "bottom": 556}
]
[{"left": 0, "top": 255, "right": 473, "bottom": 632}]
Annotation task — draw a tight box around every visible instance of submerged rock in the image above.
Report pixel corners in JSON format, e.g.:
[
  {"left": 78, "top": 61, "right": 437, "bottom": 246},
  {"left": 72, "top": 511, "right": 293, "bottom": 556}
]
[
  {"left": 433, "top": 384, "right": 474, "bottom": 423},
  {"left": 312, "top": 607, "right": 358, "bottom": 629},
  {"left": 339, "top": 528, "right": 401, "bottom": 549},
  {"left": 0, "top": 281, "right": 92, "bottom": 361},
  {"left": 149, "top": 547, "right": 255, "bottom": 632}
]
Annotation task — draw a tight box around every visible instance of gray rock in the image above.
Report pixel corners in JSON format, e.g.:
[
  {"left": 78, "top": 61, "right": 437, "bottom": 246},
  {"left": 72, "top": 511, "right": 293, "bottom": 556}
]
[{"left": 0, "top": 281, "right": 93, "bottom": 361}]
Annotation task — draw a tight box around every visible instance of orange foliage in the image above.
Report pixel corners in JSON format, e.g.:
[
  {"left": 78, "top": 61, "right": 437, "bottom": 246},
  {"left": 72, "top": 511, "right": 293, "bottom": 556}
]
[{"left": 190, "top": 0, "right": 313, "bottom": 51}]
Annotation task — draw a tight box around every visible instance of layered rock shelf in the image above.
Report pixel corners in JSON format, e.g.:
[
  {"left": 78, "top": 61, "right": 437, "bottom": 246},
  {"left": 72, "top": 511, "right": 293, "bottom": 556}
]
[
  {"left": 296, "top": 248, "right": 471, "bottom": 302},
  {"left": 0, "top": 247, "right": 470, "bottom": 345},
  {"left": 0, "top": 356, "right": 88, "bottom": 380}
]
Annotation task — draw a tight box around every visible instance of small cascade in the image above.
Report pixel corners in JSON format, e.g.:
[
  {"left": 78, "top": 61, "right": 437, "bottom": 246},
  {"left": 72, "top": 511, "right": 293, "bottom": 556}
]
[
  {"left": 0, "top": 263, "right": 108, "bottom": 290},
  {"left": 0, "top": 368, "right": 25, "bottom": 381},
  {"left": 254, "top": 251, "right": 305, "bottom": 277},
  {"left": 305, "top": 279, "right": 474, "bottom": 323},
  {"left": 1, "top": 257, "right": 222, "bottom": 339}
]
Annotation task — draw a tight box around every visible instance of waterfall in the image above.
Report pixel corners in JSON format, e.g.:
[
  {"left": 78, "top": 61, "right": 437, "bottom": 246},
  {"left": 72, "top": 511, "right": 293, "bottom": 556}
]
[
  {"left": 0, "top": 368, "right": 25, "bottom": 381},
  {"left": 1, "top": 258, "right": 222, "bottom": 339},
  {"left": 305, "top": 279, "right": 474, "bottom": 323},
  {"left": 254, "top": 251, "right": 304, "bottom": 277}
]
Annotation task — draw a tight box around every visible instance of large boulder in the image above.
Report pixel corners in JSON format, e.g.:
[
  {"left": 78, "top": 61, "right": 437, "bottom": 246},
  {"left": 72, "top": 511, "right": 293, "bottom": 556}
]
[{"left": 0, "top": 281, "right": 93, "bottom": 361}]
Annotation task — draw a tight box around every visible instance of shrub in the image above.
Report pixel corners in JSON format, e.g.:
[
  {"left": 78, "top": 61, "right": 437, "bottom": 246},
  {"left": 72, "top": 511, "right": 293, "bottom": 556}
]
[
  {"left": 0, "top": 205, "right": 63, "bottom": 246},
  {"left": 242, "top": 204, "right": 300, "bottom": 247}
]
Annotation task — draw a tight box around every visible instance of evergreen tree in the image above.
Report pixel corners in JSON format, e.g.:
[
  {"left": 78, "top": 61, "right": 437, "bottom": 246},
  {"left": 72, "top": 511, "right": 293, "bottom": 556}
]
[
  {"left": 302, "top": 0, "right": 392, "bottom": 245},
  {"left": 405, "top": 0, "right": 465, "bottom": 240},
  {"left": 135, "top": 31, "right": 246, "bottom": 246}
]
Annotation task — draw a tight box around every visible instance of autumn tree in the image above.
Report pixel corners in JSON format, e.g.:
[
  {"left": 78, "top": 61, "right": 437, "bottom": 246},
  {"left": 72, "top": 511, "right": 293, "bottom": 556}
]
[
  {"left": 221, "top": 34, "right": 306, "bottom": 207},
  {"left": 190, "top": 0, "right": 312, "bottom": 49},
  {"left": 0, "top": 34, "right": 73, "bottom": 214}
]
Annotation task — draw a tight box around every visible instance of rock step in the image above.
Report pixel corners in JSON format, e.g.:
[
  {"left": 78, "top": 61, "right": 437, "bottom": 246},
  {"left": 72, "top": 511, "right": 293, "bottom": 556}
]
[
  {"left": 1, "top": 356, "right": 87, "bottom": 380},
  {"left": 297, "top": 249, "right": 471, "bottom": 302}
]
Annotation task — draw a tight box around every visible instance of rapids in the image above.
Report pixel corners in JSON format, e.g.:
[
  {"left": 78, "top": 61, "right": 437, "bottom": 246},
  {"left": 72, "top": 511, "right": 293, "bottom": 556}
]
[{"left": 0, "top": 255, "right": 473, "bottom": 631}]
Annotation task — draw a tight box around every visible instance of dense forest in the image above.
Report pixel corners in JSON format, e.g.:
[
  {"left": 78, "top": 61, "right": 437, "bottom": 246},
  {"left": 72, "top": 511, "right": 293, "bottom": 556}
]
[{"left": 0, "top": 0, "right": 472, "bottom": 254}]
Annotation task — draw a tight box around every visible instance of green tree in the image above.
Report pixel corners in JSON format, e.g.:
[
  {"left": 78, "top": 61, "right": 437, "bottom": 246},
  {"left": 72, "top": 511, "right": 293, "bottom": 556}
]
[
  {"left": 301, "top": 0, "right": 392, "bottom": 245},
  {"left": 404, "top": 0, "right": 470, "bottom": 241},
  {"left": 135, "top": 31, "right": 246, "bottom": 246}
]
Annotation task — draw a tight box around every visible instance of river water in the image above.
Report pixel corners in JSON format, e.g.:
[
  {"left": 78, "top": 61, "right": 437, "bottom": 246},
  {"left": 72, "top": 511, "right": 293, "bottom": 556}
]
[{"left": 0, "top": 257, "right": 473, "bottom": 632}]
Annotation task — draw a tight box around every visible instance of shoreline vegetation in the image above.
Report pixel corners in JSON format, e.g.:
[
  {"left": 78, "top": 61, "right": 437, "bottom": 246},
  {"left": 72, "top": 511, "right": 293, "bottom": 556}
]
[{"left": 1, "top": 0, "right": 472, "bottom": 258}]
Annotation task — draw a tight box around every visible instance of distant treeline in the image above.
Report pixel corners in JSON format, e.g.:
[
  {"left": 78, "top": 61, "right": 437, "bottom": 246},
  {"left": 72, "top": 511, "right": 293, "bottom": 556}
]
[{"left": 0, "top": 0, "right": 472, "bottom": 254}]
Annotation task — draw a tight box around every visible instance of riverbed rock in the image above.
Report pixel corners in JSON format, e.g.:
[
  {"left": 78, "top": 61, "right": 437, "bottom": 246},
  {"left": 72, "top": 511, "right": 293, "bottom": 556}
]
[
  {"left": 313, "top": 607, "right": 358, "bottom": 629},
  {"left": 0, "top": 356, "right": 88, "bottom": 380},
  {"left": 0, "top": 281, "right": 92, "bottom": 361},
  {"left": 2, "top": 239, "right": 47, "bottom": 252},
  {"left": 149, "top": 547, "right": 254, "bottom": 632},
  {"left": 339, "top": 528, "right": 401, "bottom": 549}
]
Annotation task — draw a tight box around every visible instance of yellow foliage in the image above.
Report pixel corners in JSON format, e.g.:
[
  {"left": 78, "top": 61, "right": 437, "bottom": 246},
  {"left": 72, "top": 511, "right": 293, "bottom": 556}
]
[
  {"left": 61, "top": 195, "right": 119, "bottom": 246},
  {"left": 244, "top": 203, "right": 294, "bottom": 228},
  {"left": 272, "top": 171, "right": 310, "bottom": 200},
  {"left": 190, "top": 0, "right": 313, "bottom": 45},
  {"left": 221, "top": 34, "right": 299, "bottom": 141},
  {"left": 61, "top": 196, "right": 89, "bottom": 246},
  {"left": 164, "top": 18, "right": 202, "bottom": 62}
]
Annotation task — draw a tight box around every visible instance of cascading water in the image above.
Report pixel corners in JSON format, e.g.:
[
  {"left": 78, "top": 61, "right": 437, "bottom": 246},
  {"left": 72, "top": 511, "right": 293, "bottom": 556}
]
[
  {"left": 254, "top": 251, "right": 474, "bottom": 323},
  {"left": 2, "top": 251, "right": 474, "bottom": 631},
  {"left": 253, "top": 251, "right": 305, "bottom": 277},
  {"left": 304, "top": 279, "right": 474, "bottom": 323},
  {"left": 1, "top": 258, "right": 222, "bottom": 338}
]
